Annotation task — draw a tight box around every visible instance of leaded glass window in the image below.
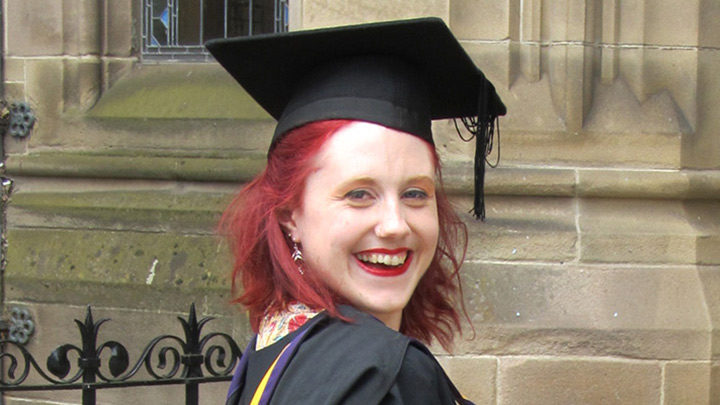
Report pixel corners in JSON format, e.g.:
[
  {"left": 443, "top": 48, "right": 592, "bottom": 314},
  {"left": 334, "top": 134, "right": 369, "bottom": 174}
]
[{"left": 142, "top": 0, "right": 289, "bottom": 61}]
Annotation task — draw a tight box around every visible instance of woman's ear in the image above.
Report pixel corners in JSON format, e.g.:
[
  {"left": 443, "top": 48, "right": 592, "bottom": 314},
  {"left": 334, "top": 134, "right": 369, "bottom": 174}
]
[{"left": 277, "top": 207, "right": 300, "bottom": 241}]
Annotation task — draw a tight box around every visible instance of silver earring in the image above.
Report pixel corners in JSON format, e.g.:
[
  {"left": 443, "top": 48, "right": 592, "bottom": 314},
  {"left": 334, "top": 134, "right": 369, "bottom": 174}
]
[{"left": 290, "top": 234, "right": 305, "bottom": 275}]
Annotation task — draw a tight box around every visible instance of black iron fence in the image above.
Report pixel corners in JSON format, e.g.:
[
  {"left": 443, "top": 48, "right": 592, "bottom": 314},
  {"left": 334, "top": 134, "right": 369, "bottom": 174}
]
[{"left": 0, "top": 304, "right": 241, "bottom": 405}]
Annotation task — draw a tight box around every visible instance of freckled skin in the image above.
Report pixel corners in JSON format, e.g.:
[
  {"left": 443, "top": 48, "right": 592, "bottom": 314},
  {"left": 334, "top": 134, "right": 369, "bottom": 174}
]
[{"left": 281, "top": 122, "right": 439, "bottom": 330}]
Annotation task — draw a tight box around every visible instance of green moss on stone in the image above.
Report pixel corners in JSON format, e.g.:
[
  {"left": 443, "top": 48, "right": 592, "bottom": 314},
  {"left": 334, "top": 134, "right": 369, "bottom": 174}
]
[
  {"left": 6, "top": 228, "right": 232, "bottom": 289},
  {"left": 87, "top": 64, "right": 272, "bottom": 120}
]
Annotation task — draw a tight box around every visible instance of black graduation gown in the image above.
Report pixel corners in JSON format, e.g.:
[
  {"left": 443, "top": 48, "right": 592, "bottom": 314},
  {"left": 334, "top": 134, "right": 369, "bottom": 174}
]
[{"left": 227, "top": 305, "right": 468, "bottom": 405}]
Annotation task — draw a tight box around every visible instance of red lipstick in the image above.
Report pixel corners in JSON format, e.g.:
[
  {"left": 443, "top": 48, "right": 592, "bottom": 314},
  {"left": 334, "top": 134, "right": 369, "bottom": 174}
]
[{"left": 354, "top": 249, "right": 412, "bottom": 277}]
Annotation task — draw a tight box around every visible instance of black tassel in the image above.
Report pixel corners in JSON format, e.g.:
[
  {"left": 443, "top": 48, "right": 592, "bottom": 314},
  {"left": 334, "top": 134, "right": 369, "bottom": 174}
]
[{"left": 454, "top": 78, "right": 500, "bottom": 221}]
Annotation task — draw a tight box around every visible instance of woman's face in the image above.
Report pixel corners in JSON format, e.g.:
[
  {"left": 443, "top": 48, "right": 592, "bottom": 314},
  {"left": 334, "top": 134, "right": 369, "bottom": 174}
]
[{"left": 283, "top": 121, "right": 440, "bottom": 330}]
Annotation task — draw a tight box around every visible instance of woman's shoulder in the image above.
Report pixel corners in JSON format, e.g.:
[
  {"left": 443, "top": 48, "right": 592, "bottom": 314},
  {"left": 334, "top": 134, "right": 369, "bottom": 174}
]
[
  {"left": 391, "top": 343, "right": 458, "bottom": 404},
  {"left": 269, "top": 305, "right": 411, "bottom": 404},
  {"left": 299, "top": 305, "right": 412, "bottom": 371}
]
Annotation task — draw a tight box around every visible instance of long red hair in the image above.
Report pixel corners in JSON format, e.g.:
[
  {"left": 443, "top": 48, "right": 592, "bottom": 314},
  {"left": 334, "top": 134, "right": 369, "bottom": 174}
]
[{"left": 218, "top": 120, "right": 468, "bottom": 350}]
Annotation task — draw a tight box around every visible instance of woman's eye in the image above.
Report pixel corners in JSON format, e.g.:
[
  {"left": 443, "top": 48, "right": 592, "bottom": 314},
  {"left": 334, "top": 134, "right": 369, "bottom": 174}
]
[
  {"left": 344, "top": 189, "right": 372, "bottom": 201},
  {"left": 402, "top": 189, "right": 429, "bottom": 200}
]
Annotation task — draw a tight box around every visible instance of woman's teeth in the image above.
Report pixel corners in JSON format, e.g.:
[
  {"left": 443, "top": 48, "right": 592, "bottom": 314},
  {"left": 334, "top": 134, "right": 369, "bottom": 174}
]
[{"left": 356, "top": 252, "right": 407, "bottom": 267}]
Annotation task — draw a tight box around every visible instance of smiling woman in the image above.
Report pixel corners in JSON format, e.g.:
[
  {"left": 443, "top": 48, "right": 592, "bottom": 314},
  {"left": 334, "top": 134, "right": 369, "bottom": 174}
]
[
  {"left": 280, "top": 122, "right": 441, "bottom": 331},
  {"left": 209, "top": 17, "right": 505, "bottom": 405}
]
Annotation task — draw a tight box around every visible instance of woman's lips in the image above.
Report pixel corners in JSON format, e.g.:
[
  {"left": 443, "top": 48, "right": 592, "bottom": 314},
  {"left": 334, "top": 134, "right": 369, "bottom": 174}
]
[{"left": 354, "top": 249, "right": 412, "bottom": 277}]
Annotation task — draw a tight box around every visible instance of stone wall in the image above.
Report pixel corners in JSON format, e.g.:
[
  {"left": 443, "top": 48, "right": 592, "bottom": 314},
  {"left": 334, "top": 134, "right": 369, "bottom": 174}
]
[{"left": 2, "top": 0, "right": 719, "bottom": 403}]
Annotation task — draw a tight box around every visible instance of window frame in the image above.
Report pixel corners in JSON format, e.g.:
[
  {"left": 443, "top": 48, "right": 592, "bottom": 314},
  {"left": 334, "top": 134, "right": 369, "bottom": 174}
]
[{"left": 141, "top": 0, "right": 289, "bottom": 62}]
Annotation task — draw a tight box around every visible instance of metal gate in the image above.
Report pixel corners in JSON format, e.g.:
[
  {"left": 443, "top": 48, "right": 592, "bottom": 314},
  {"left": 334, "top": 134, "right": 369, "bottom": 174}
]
[{"left": 0, "top": 304, "right": 241, "bottom": 405}]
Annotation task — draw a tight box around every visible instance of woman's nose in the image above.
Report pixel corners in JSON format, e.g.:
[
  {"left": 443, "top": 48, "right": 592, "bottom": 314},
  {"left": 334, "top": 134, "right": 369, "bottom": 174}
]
[{"left": 374, "top": 200, "right": 411, "bottom": 239}]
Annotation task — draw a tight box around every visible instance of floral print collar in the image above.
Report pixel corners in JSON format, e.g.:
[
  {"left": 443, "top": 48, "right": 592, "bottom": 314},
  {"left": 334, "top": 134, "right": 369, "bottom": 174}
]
[{"left": 256, "top": 302, "right": 320, "bottom": 350}]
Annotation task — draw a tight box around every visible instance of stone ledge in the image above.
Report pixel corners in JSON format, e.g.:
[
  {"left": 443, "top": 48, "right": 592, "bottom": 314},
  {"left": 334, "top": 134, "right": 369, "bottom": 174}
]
[
  {"left": 579, "top": 198, "right": 720, "bottom": 265},
  {"left": 8, "top": 183, "right": 718, "bottom": 266},
  {"left": 5, "top": 228, "right": 232, "bottom": 290},
  {"left": 5, "top": 152, "right": 265, "bottom": 183},
  {"left": 7, "top": 180, "right": 235, "bottom": 234},
  {"left": 7, "top": 151, "right": 720, "bottom": 200}
]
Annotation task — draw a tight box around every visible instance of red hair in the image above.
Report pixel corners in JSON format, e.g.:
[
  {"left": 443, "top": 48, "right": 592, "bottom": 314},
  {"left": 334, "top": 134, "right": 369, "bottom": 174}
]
[{"left": 218, "top": 120, "right": 468, "bottom": 350}]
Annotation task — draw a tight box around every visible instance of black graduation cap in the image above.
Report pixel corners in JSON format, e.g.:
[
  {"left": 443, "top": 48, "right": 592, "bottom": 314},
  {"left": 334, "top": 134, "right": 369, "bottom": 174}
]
[{"left": 205, "top": 17, "right": 506, "bottom": 219}]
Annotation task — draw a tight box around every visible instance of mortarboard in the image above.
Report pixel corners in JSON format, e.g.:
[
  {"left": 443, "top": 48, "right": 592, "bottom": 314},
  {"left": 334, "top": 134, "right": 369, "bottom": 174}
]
[{"left": 205, "top": 17, "right": 506, "bottom": 219}]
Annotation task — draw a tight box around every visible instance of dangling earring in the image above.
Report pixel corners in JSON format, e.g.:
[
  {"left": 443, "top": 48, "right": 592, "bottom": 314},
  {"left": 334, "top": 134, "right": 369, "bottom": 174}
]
[{"left": 289, "top": 234, "right": 305, "bottom": 275}]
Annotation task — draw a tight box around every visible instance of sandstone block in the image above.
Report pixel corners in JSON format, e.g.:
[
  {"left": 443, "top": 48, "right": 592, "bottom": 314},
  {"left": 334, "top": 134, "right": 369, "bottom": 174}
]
[
  {"left": 25, "top": 59, "right": 64, "bottom": 146},
  {"left": 460, "top": 41, "right": 512, "bottom": 90},
  {"left": 690, "top": 48, "right": 720, "bottom": 170},
  {"left": 578, "top": 170, "right": 689, "bottom": 199},
  {"left": 460, "top": 195, "right": 577, "bottom": 262},
  {"left": 4, "top": 57, "right": 25, "bottom": 83},
  {"left": 301, "top": 0, "right": 448, "bottom": 29},
  {"left": 644, "top": 0, "right": 699, "bottom": 46},
  {"left": 104, "top": 0, "right": 136, "bottom": 57},
  {"left": 62, "top": 0, "right": 101, "bottom": 55},
  {"left": 578, "top": 198, "right": 701, "bottom": 265},
  {"left": 87, "top": 64, "right": 268, "bottom": 119},
  {"left": 458, "top": 262, "right": 711, "bottom": 360},
  {"left": 498, "top": 357, "right": 661, "bottom": 404},
  {"left": 5, "top": 153, "right": 265, "bottom": 183},
  {"left": 449, "top": 0, "right": 510, "bottom": 40},
  {"left": 103, "top": 58, "right": 135, "bottom": 91},
  {"left": 63, "top": 58, "right": 102, "bottom": 114},
  {"left": 5, "top": 228, "right": 231, "bottom": 291},
  {"left": 663, "top": 361, "right": 711, "bottom": 404},
  {"left": 699, "top": 0, "right": 720, "bottom": 48},
  {"left": 3, "top": 82, "right": 25, "bottom": 105},
  {"left": 5, "top": 0, "right": 63, "bottom": 56},
  {"left": 436, "top": 356, "right": 497, "bottom": 405},
  {"left": 441, "top": 164, "right": 576, "bottom": 198},
  {"left": 697, "top": 266, "right": 720, "bottom": 358}
]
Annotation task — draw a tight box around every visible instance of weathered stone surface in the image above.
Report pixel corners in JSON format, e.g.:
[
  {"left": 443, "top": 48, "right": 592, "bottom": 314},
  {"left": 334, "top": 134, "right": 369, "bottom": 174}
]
[
  {"left": 712, "top": 362, "right": 720, "bottom": 405},
  {"left": 103, "top": 58, "right": 135, "bottom": 91},
  {"left": 449, "top": 0, "right": 510, "bottom": 40},
  {"left": 8, "top": 184, "right": 232, "bottom": 233},
  {"left": 643, "top": 1, "right": 699, "bottom": 46},
  {"left": 25, "top": 59, "right": 64, "bottom": 145},
  {"left": 498, "top": 357, "right": 661, "bottom": 404},
  {"left": 699, "top": 0, "right": 720, "bottom": 48},
  {"left": 3, "top": 82, "right": 25, "bottom": 106},
  {"left": 61, "top": 0, "right": 101, "bottom": 55},
  {"left": 301, "top": 0, "right": 448, "bottom": 29},
  {"left": 104, "top": 1, "right": 136, "bottom": 57},
  {"left": 87, "top": 64, "right": 269, "bottom": 119},
  {"left": 5, "top": 0, "right": 64, "bottom": 56},
  {"left": 3, "top": 57, "right": 26, "bottom": 83},
  {"left": 5, "top": 153, "right": 266, "bottom": 183},
  {"left": 460, "top": 41, "right": 512, "bottom": 90},
  {"left": 6, "top": 228, "right": 231, "bottom": 290},
  {"left": 697, "top": 266, "right": 720, "bottom": 358},
  {"left": 3, "top": 109, "right": 276, "bottom": 158},
  {"left": 461, "top": 196, "right": 578, "bottom": 263},
  {"left": 663, "top": 361, "right": 711, "bottom": 404},
  {"left": 579, "top": 170, "right": 693, "bottom": 199},
  {"left": 62, "top": 58, "right": 102, "bottom": 113},
  {"left": 436, "top": 356, "right": 497, "bottom": 404},
  {"left": 442, "top": 164, "right": 576, "bottom": 198},
  {"left": 579, "top": 198, "right": 711, "bottom": 265},
  {"left": 458, "top": 262, "right": 711, "bottom": 360},
  {"left": 687, "top": 47, "right": 720, "bottom": 169}
]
